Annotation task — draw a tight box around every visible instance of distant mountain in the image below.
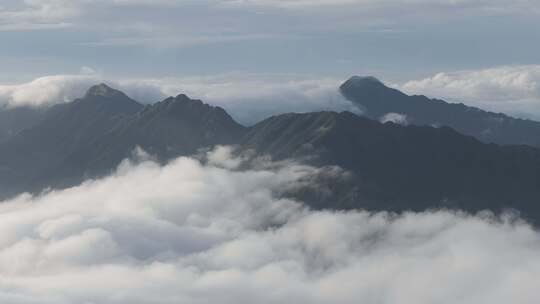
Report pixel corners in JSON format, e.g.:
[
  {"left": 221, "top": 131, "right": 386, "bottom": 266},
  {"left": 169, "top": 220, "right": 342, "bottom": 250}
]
[
  {"left": 2, "top": 84, "right": 540, "bottom": 224},
  {"left": 340, "top": 76, "right": 540, "bottom": 147}
]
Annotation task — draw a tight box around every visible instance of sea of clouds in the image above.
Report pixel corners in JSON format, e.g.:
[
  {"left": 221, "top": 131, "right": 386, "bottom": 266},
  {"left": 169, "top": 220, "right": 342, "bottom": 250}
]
[{"left": 0, "top": 146, "right": 539, "bottom": 303}]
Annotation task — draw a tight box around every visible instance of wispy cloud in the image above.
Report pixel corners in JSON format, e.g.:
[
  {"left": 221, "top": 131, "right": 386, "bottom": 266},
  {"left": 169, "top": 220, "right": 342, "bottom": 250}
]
[
  {"left": 2, "top": 0, "right": 537, "bottom": 35},
  {"left": 79, "top": 33, "right": 285, "bottom": 48},
  {"left": 0, "top": 0, "right": 80, "bottom": 31}
]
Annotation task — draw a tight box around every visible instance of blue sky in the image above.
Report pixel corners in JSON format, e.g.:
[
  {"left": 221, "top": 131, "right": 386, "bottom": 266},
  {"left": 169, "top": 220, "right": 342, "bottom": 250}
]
[{"left": 1, "top": 0, "right": 540, "bottom": 121}]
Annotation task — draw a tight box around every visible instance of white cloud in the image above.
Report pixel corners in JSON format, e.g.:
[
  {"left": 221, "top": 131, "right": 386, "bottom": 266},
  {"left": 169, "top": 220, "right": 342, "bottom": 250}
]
[
  {"left": 380, "top": 112, "right": 408, "bottom": 125},
  {"left": 0, "top": 73, "right": 358, "bottom": 125},
  {"left": 0, "top": 146, "right": 539, "bottom": 303},
  {"left": 0, "top": 73, "right": 101, "bottom": 108},
  {"left": 401, "top": 65, "right": 540, "bottom": 120}
]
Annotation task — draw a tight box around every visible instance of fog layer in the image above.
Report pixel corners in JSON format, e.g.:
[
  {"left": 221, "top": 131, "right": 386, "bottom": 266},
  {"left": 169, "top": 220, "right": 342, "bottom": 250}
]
[{"left": 0, "top": 147, "right": 538, "bottom": 304}]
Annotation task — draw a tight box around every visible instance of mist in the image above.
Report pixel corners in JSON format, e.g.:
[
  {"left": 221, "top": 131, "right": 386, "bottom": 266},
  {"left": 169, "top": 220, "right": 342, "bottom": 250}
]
[{"left": 0, "top": 147, "right": 538, "bottom": 304}]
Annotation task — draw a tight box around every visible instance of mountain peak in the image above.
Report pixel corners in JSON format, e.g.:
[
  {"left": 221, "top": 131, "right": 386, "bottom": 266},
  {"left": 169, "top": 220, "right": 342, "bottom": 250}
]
[
  {"left": 73, "top": 83, "right": 142, "bottom": 115},
  {"left": 85, "top": 83, "right": 124, "bottom": 98},
  {"left": 348, "top": 75, "right": 382, "bottom": 84},
  {"left": 144, "top": 94, "right": 237, "bottom": 126},
  {"left": 341, "top": 76, "right": 386, "bottom": 90},
  {"left": 340, "top": 75, "right": 408, "bottom": 116},
  {"left": 153, "top": 94, "right": 206, "bottom": 112},
  {"left": 172, "top": 94, "right": 204, "bottom": 106}
]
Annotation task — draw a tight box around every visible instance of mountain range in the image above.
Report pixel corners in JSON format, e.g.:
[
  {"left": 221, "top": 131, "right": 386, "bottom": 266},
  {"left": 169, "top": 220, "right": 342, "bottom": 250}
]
[
  {"left": 341, "top": 76, "right": 540, "bottom": 147},
  {"left": 1, "top": 80, "right": 540, "bottom": 223}
]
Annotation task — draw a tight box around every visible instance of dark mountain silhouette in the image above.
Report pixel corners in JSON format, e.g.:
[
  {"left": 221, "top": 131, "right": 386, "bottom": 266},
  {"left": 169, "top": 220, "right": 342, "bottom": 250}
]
[
  {"left": 0, "top": 106, "right": 47, "bottom": 142},
  {"left": 0, "top": 83, "right": 143, "bottom": 196},
  {"left": 340, "top": 76, "right": 540, "bottom": 147},
  {"left": 242, "top": 111, "right": 540, "bottom": 222},
  {"left": 0, "top": 87, "right": 246, "bottom": 195},
  {"left": 40, "top": 93, "right": 246, "bottom": 189},
  {"left": 1, "top": 84, "right": 540, "bottom": 224}
]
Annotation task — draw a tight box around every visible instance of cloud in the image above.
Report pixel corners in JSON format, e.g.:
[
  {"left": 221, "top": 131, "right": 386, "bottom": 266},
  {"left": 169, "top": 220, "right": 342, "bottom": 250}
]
[
  {"left": 78, "top": 33, "right": 284, "bottom": 48},
  {"left": 0, "top": 146, "right": 539, "bottom": 303},
  {"left": 122, "top": 73, "right": 360, "bottom": 125},
  {"left": 0, "top": 73, "right": 100, "bottom": 108},
  {"left": 401, "top": 65, "right": 540, "bottom": 120},
  {"left": 379, "top": 112, "right": 408, "bottom": 125},
  {"left": 79, "top": 66, "right": 96, "bottom": 74},
  {"left": 0, "top": 0, "right": 81, "bottom": 31},
  {"left": 7, "top": 66, "right": 540, "bottom": 125},
  {"left": 2, "top": 0, "right": 537, "bottom": 36},
  {"left": 0, "top": 73, "right": 358, "bottom": 125}
]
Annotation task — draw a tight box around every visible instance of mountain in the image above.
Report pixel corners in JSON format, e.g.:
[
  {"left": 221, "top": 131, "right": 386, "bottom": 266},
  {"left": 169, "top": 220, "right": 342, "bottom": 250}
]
[
  {"left": 0, "top": 83, "right": 144, "bottom": 196},
  {"left": 242, "top": 111, "right": 540, "bottom": 222},
  {"left": 340, "top": 76, "right": 540, "bottom": 147},
  {"left": 0, "top": 88, "right": 247, "bottom": 195},
  {"left": 2, "top": 84, "right": 540, "bottom": 224},
  {"left": 44, "top": 93, "right": 247, "bottom": 188},
  {"left": 0, "top": 106, "right": 47, "bottom": 142}
]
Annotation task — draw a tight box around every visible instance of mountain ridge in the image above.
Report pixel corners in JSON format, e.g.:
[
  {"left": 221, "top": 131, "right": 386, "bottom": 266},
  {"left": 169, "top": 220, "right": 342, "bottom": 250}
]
[
  {"left": 340, "top": 75, "right": 540, "bottom": 147},
  {"left": 20, "top": 92, "right": 247, "bottom": 192},
  {"left": 2, "top": 83, "right": 540, "bottom": 224}
]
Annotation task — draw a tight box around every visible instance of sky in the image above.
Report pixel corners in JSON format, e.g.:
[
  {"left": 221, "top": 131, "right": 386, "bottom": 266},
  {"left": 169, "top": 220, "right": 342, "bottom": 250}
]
[
  {"left": 1, "top": 0, "right": 540, "bottom": 121},
  {"left": 0, "top": 0, "right": 538, "bottom": 80}
]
